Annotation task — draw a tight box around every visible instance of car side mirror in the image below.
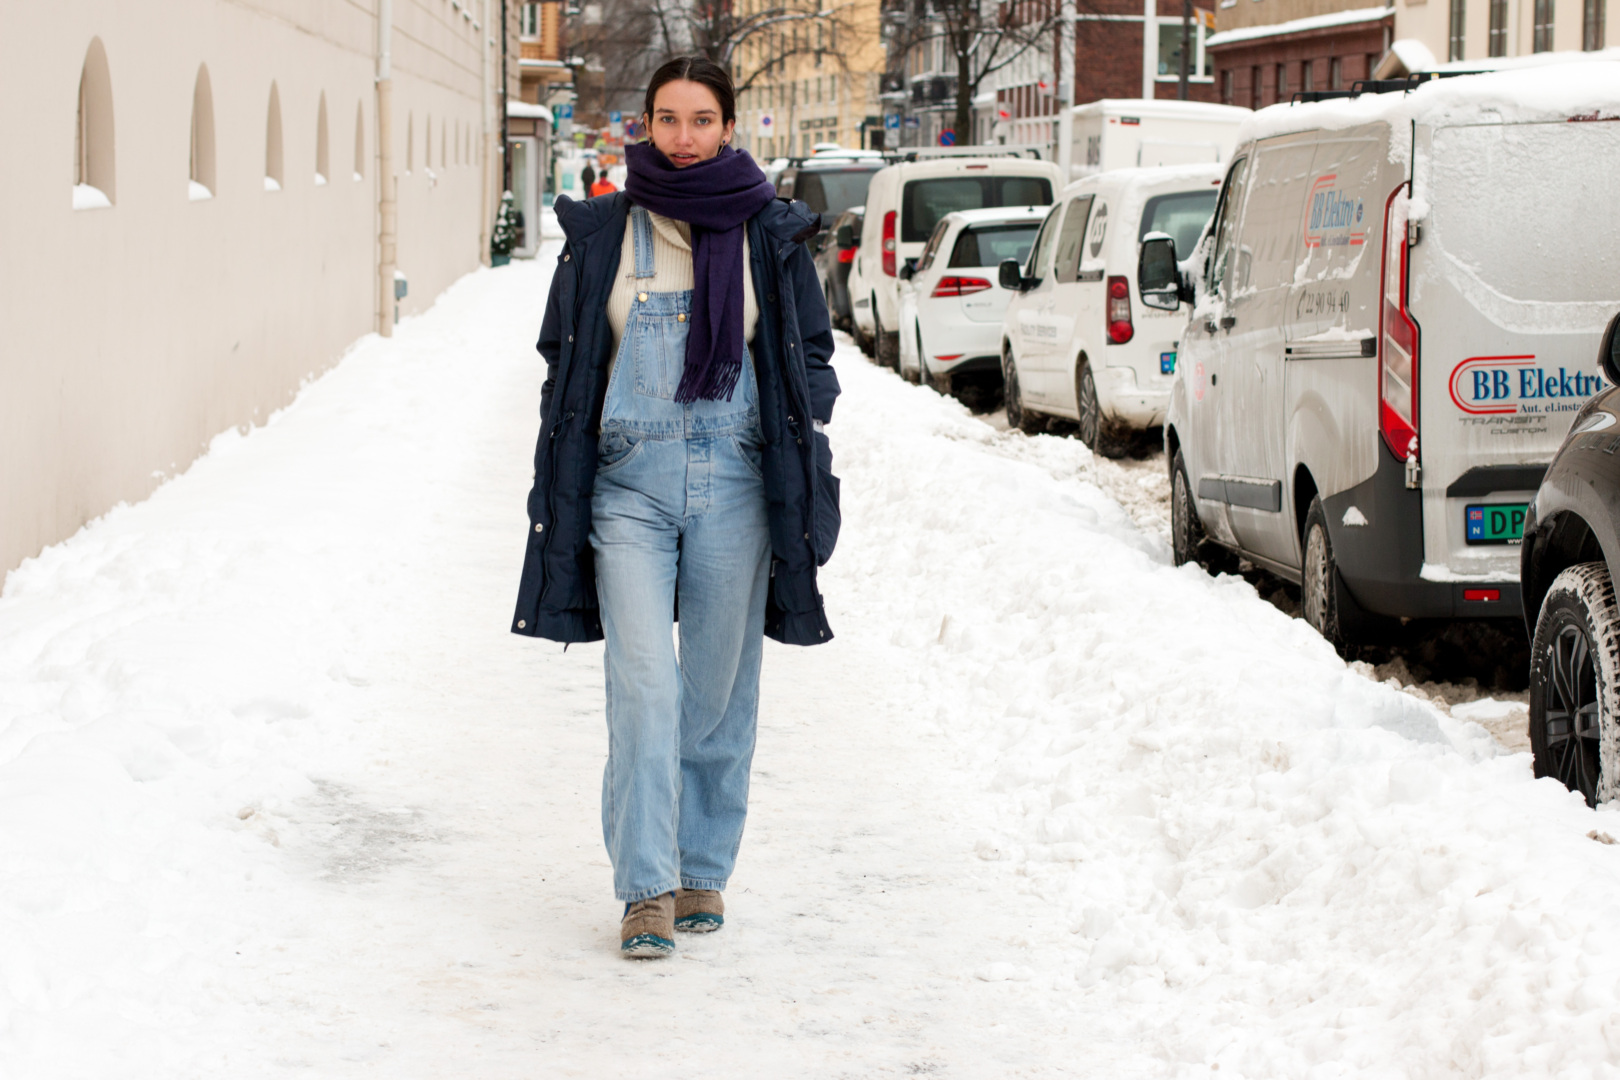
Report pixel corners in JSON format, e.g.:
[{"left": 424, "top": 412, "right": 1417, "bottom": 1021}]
[
  {"left": 1138, "top": 234, "right": 1182, "bottom": 311},
  {"left": 836, "top": 224, "right": 856, "bottom": 250},
  {"left": 1602, "top": 309, "right": 1620, "bottom": 388},
  {"left": 809, "top": 232, "right": 828, "bottom": 254},
  {"left": 999, "top": 258, "right": 1025, "bottom": 291},
  {"left": 899, "top": 261, "right": 915, "bottom": 281}
]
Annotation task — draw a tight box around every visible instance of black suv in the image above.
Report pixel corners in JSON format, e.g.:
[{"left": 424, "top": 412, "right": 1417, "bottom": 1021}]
[
  {"left": 812, "top": 208, "right": 863, "bottom": 334},
  {"left": 773, "top": 155, "right": 884, "bottom": 235},
  {"left": 1520, "top": 311, "right": 1620, "bottom": 806}
]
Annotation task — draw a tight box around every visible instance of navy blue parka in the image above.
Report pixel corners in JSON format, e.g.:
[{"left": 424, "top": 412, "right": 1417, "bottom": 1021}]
[{"left": 511, "top": 192, "right": 842, "bottom": 646}]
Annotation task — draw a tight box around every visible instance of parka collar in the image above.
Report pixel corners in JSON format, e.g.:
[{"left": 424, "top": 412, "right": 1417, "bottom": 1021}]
[{"left": 553, "top": 191, "right": 820, "bottom": 248}]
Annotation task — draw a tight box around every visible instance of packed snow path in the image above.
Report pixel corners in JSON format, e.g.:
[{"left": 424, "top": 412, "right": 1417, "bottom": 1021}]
[{"left": 5, "top": 252, "right": 1620, "bottom": 1079}]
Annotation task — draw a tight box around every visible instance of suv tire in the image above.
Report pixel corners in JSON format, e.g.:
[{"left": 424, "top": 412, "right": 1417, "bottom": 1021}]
[{"left": 1529, "top": 562, "right": 1620, "bottom": 806}]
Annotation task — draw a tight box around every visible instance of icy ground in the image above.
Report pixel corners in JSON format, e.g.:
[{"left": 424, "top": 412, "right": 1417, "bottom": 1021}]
[{"left": 5, "top": 252, "right": 1620, "bottom": 1078}]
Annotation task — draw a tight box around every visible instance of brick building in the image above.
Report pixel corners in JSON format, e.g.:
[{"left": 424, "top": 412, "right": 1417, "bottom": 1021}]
[
  {"left": 997, "top": 0, "right": 1220, "bottom": 151},
  {"left": 1206, "top": 1, "right": 1392, "bottom": 109}
]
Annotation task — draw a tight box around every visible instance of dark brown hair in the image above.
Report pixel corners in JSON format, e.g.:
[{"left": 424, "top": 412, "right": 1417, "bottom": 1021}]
[{"left": 642, "top": 56, "right": 737, "bottom": 127}]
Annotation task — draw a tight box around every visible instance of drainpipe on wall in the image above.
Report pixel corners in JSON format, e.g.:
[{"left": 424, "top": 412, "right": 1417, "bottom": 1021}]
[
  {"left": 500, "top": 0, "right": 511, "bottom": 192},
  {"left": 481, "top": 0, "right": 492, "bottom": 264},
  {"left": 1141, "top": 0, "right": 1157, "bottom": 100},
  {"left": 377, "top": 0, "right": 398, "bottom": 336}
]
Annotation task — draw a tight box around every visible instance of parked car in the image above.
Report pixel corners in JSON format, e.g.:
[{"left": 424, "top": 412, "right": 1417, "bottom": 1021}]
[
  {"left": 896, "top": 206, "right": 1046, "bottom": 402},
  {"left": 1156, "top": 63, "right": 1620, "bottom": 651},
  {"left": 856, "top": 155, "right": 1061, "bottom": 369},
  {"left": 1064, "top": 99, "right": 1250, "bottom": 182},
  {"left": 1520, "top": 311, "right": 1620, "bottom": 806},
  {"left": 813, "top": 207, "right": 864, "bottom": 335},
  {"left": 774, "top": 152, "right": 885, "bottom": 237},
  {"left": 999, "top": 163, "right": 1222, "bottom": 454}
]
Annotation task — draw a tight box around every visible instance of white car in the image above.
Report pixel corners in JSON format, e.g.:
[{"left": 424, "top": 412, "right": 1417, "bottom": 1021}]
[
  {"left": 1000, "top": 163, "right": 1223, "bottom": 455},
  {"left": 856, "top": 155, "right": 1061, "bottom": 369},
  {"left": 896, "top": 207, "right": 1047, "bottom": 400}
]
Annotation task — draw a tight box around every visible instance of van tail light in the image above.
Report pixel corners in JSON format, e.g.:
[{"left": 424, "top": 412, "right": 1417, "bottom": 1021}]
[
  {"left": 838, "top": 246, "right": 856, "bottom": 263},
  {"left": 882, "top": 210, "right": 897, "bottom": 276},
  {"left": 1106, "top": 275, "right": 1134, "bottom": 344},
  {"left": 932, "top": 275, "right": 992, "bottom": 298},
  {"left": 1379, "top": 183, "right": 1421, "bottom": 467}
]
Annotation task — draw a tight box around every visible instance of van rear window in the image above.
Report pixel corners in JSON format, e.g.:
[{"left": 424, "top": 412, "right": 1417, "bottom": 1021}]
[
  {"left": 949, "top": 224, "right": 1041, "bottom": 268},
  {"left": 901, "top": 177, "right": 1053, "bottom": 242},
  {"left": 792, "top": 167, "right": 882, "bottom": 218},
  {"left": 1139, "top": 190, "right": 1218, "bottom": 258}
]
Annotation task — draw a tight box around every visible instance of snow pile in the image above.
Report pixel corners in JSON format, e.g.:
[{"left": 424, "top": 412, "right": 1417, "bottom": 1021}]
[
  {"left": 829, "top": 355, "right": 1620, "bottom": 1075},
  {"left": 4, "top": 254, "right": 1620, "bottom": 1075}
]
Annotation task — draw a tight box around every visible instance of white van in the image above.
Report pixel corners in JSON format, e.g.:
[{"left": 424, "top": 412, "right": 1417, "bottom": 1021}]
[
  {"left": 1158, "top": 61, "right": 1620, "bottom": 648},
  {"left": 999, "top": 163, "right": 1224, "bottom": 455},
  {"left": 855, "top": 155, "right": 1061, "bottom": 368},
  {"left": 1068, "top": 99, "right": 1250, "bottom": 182}
]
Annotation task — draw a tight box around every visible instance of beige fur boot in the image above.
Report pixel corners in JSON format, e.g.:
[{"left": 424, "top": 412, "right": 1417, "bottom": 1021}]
[
  {"left": 674, "top": 888, "right": 725, "bottom": 932},
  {"left": 620, "top": 893, "right": 676, "bottom": 958}
]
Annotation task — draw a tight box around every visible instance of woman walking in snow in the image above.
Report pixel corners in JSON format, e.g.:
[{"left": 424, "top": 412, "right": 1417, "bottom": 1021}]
[{"left": 511, "top": 56, "right": 842, "bottom": 958}]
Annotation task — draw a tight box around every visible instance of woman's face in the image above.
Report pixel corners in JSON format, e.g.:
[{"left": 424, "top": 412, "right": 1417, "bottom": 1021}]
[{"left": 645, "top": 79, "right": 735, "bottom": 167}]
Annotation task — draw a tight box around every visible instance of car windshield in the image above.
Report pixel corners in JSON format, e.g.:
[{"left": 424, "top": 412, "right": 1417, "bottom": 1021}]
[
  {"left": 1138, "top": 189, "right": 1219, "bottom": 257},
  {"left": 794, "top": 168, "right": 881, "bottom": 218},
  {"left": 949, "top": 223, "right": 1041, "bottom": 268},
  {"left": 900, "top": 176, "right": 1053, "bottom": 243}
]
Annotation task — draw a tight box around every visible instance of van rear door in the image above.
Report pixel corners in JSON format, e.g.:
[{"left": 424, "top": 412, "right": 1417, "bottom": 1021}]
[{"left": 1412, "top": 119, "right": 1620, "bottom": 584}]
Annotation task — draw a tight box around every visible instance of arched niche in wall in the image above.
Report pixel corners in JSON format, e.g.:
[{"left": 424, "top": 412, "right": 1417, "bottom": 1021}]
[
  {"left": 441, "top": 120, "right": 447, "bottom": 170},
  {"left": 315, "top": 91, "right": 330, "bottom": 185},
  {"left": 74, "top": 37, "right": 116, "bottom": 209},
  {"left": 265, "top": 81, "right": 284, "bottom": 191},
  {"left": 354, "top": 101, "right": 365, "bottom": 181},
  {"left": 407, "top": 111, "right": 414, "bottom": 174},
  {"left": 190, "top": 64, "right": 215, "bottom": 200},
  {"left": 426, "top": 114, "right": 433, "bottom": 170}
]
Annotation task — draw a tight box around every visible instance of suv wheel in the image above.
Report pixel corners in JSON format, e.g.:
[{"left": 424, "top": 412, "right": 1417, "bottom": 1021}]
[
  {"left": 1171, "top": 451, "right": 1209, "bottom": 569},
  {"left": 1076, "top": 362, "right": 1128, "bottom": 459},
  {"left": 1530, "top": 562, "right": 1620, "bottom": 806}
]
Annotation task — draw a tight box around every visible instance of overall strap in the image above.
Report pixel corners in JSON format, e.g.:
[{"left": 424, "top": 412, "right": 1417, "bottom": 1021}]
[{"left": 629, "top": 205, "right": 656, "bottom": 281}]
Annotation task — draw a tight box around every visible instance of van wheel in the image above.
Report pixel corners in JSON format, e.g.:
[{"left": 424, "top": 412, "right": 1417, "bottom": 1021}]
[
  {"left": 1529, "top": 562, "right": 1620, "bottom": 807},
  {"left": 1004, "top": 357, "right": 1044, "bottom": 434},
  {"left": 877, "top": 326, "right": 900, "bottom": 371},
  {"left": 1076, "top": 362, "right": 1128, "bottom": 459},
  {"left": 1171, "top": 450, "right": 1225, "bottom": 572},
  {"left": 1302, "top": 497, "right": 1357, "bottom": 655},
  {"left": 905, "top": 326, "right": 925, "bottom": 384}
]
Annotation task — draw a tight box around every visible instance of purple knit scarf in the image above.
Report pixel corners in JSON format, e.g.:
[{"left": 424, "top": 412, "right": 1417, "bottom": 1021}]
[{"left": 624, "top": 142, "right": 777, "bottom": 402}]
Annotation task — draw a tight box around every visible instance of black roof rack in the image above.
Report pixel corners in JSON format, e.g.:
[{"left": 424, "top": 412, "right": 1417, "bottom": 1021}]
[{"left": 1290, "top": 69, "right": 1486, "bottom": 105}]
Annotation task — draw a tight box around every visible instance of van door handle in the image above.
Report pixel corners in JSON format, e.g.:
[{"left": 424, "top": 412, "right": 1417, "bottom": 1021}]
[
  {"left": 1203, "top": 319, "right": 1218, "bottom": 334},
  {"left": 1220, "top": 315, "right": 1237, "bottom": 330}
]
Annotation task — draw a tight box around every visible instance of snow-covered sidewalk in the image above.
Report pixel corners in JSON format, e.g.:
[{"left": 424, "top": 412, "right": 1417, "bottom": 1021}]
[{"left": 5, "top": 253, "right": 1620, "bottom": 1078}]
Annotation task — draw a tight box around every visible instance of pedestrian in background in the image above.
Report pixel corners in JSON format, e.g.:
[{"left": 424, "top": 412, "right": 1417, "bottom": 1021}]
[
  {"left": 579, "top": 161, "right": 596, "bottom": 193},
  {"left": 512, "top": 55, "right": 842, "bottom": 958},
  {"left": 589, "top": 173, "right": 618, "bottom": 197}
]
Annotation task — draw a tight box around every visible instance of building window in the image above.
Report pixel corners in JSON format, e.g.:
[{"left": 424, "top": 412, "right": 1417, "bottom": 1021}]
[
  {"left": 407, "top": 111, "right": 414, "bottom": 173},
  {"left": 189, "top": 64, "right": 215, "bottom": 200},
  {"left": 1489, "top": 0, "right": 1509, "bottom": 55},
  {"left": 1275, "top": 62, "right": 1287, "bottom": 98},
  {"left": 73, "top": 37, "right": 116, "bottom": 208},
  {"left": 521, "top": 2, "right": 540, "bottom": 36},
  {"left": 1586, "top": 0, "right": 1606, "bottom": 47},
  {"left": 1330, "top": 56, "right": 1343, "bottom": 89},
  {"left": 354, "top": 102, "right": 366, "bottom": 181},
  {"left": 1449, "top": 0, "right": 1467, "bottom": 59},
  {"left": 1156, "top": 18, "right": 1210, "bottom": 78},
  {"left": 315, "top": 92, "right": 330, "bottom": 185},
  {"left": 1533, "top": 0, "right": 1555, "bottom": 49},
  {"left": 265, "top": 81, "right": 284, "bottom": 191},
  {"left": 1221, "top": 67, "right": 1233, "bottom": 103},
  {"left": 1250, "top": 65, "right": 1261, "bottom": 109},
  {"left": 1302, "top": 58, "right": 1314, "bottom": 91}
]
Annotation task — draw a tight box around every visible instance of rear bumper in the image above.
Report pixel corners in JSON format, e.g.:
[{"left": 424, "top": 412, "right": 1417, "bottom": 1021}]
[{"left": 1321, "top": 442, "right": 1522, "bottom": 620}]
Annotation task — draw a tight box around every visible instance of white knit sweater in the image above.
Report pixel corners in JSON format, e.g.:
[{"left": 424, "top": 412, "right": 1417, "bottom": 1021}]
[{"left": 605, "top": 211, "right": 759, "bottom": 365}]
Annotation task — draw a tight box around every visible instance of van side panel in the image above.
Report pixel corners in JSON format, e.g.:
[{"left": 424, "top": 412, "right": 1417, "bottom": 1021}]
[{"left": 1412, "top": 120, "right": 1620, "bottom": 583}]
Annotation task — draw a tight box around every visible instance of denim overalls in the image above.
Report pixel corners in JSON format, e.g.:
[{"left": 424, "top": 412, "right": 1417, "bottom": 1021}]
[{"left": 589, "top": 207, "right": 773, "bottom": 903}]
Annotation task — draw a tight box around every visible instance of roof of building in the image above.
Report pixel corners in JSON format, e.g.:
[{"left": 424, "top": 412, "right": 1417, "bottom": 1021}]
[{"left": 1204, "top": 5, "right": 1393, "bottom": 50}]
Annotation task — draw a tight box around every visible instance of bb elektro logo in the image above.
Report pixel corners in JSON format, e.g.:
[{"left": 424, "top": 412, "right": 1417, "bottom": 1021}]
[{"left": 1448, "top": 355, "right": 1606, "bottom": 416}]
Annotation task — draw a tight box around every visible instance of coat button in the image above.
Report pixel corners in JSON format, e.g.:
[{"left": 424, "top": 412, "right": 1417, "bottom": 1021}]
[
  {"left": 788, "top": 342, "right": 795, "bottom": 349},
  {"left": 804, "top": 532, "right": 810, "bottom": 539},
  {"left": 638, "top": 292, "right": 648, "bottom": 302},
  {"left": 677, "top": 313, "right": 686, "bottom": 322},
  {"left": 818, "top": 630, "right": 824, "bottom": 638},
  {"left": 517, "top": 620, "right": 526, "bottom": 629},
  {"left": 768, "top": 293, "right": 777, "bottom": 302},
  {"left": 568, "top": 334, "right": 574, "bottom": 342},
  {"left": 563, "top": 254, "right": 571, "bottom": 261},
  {"left": 535, "top": 523, "right": 544, "bottom": 533}
]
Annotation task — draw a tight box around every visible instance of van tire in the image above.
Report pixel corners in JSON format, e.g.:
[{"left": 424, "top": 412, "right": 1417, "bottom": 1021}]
[
  {"left": 874, "top": 309, "right": 900, "bottom": 370},
  {"left": 1529, "top": 562, "right": 1620, "bottom": 807},
  {"left": 1075, "top": 362, "right": 1128, "bottom": 459},
  {"left": 1004, "top": 356, "right": 1043, "bottom": 434},
  {"left": 1172, "top": 450, "right": 1225, "bottom": 572},
  {"left": 904, "top": 325, "right": 924, "bottom": 384},
  {"left": 1302, "top": 496, "right": 1359, "bottom": 655}
]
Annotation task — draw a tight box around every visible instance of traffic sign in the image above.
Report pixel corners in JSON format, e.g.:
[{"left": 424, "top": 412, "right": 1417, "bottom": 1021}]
[
  {"left": 884, "top": 113, "right": 900, "bottom": 131},
  {"left": 938, "top": 130, "right": 956, "bottom": 146}
]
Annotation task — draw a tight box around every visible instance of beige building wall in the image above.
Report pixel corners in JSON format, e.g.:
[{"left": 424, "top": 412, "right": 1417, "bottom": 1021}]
[
  {"left": 0, "top": 0, "right": 497, "bottom": 577},
  {"left": 1394, "top": 0, "right": 1615, "bottom": 61},
  {"left": 733, "top": 0, "right": 887, "bottom": 157}
]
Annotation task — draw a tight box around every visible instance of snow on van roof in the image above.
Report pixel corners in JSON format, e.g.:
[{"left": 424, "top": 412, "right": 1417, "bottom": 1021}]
[
  {"left": 943, "top": 206, "right": 1052, "bottom": 225},
  {"left": 1070, "top": 98, "right": 1252, "bottom": 122},
  {"left": 1237, "top": 52, "right": 1620, "bottom": 157},
  {"left": 1061, "top": 162, "right": 1223, "bottom": 197}
]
